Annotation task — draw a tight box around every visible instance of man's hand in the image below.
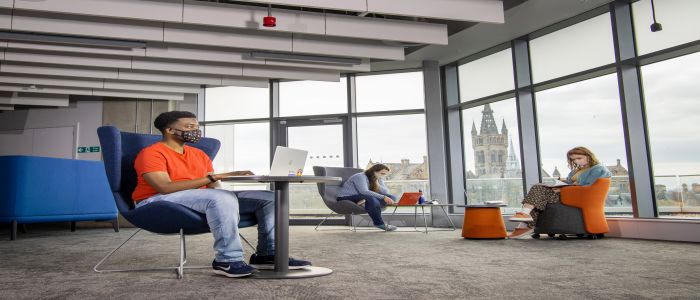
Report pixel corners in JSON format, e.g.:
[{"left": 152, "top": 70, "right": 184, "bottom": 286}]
[
  {"left": 213, "top": 170, "right": 255, "bottom": 180},
  {"left": 383, "top": 196, "right": 396, "bottom": 205},
  {"left": 552, "top": 188, "right": 561, "bottom": 193}
]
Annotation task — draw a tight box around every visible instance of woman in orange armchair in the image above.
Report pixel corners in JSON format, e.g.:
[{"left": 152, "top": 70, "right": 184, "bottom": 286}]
[{"left": 508, "top": 146, "right": 612, "bottom": 239}]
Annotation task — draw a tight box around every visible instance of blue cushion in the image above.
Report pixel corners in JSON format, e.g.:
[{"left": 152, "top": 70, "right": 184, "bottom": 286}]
[{"left": 0, "top": 155, "right": 118, "bottom": 223}]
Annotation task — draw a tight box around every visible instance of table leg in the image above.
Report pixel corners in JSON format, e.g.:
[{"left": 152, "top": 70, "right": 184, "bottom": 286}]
[
  {"left": 439, "top": 205, "right": 457, "bottom": 231},
  {"left": 253, "top": 181, "right": 332, "bottom": 279},
  {"left": 421, "top": 206, "right": 428, "bottom": 234},
  {"left": 274, "top": 181, "right": 289, "bottom": 273}
]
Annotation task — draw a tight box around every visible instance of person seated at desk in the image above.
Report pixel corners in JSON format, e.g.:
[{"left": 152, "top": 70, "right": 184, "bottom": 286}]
[
  {"left": 508, "top": 146, "right": 612, "bottom": 239},
  {"left": 133, "top": 111, "right": 310, "bottom": 278},
  {"left": 336, "top": 164, "right": 398, "bottom": 231}
]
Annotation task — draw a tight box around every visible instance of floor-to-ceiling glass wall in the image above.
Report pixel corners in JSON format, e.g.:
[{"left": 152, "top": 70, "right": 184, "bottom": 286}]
[
  {"left": 203, "top": 85, "right": 270, "bottom": 191},
  {"left": 529, "top": 12, "right": 632, "bottom": 216},
  {"left": 457, "top": 48, "right": 524, "bottom": 213},
  {"left": 355, "top": 71, "right": 429, "bottom": 213},
  {"left": 634, "top": 0, "right": 700, "bottom": 218}
]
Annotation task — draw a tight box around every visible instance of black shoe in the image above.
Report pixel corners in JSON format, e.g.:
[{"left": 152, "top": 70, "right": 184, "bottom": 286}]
[
  {"left": 249, "top": 253, "right": 312, "bottom": 270},
  {"left": 212, "top": 260, "right": 257, "bottom": 278}
]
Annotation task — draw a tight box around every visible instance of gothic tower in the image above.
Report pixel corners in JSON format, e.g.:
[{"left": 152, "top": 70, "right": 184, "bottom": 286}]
[{"left": 471, "top": 104, "right": 508, "bottom": 177}]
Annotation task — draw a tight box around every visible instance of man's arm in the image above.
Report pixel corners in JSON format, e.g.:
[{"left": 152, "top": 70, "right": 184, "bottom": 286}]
[
  {"left": 206, "top": 170, "right": 255, "bottom": 189},
  {"left": 145, "top": 170, "right": 256, "bottom": 193},
  {"left": 143, "top": 171, "right": 213, "bottom": 194}
]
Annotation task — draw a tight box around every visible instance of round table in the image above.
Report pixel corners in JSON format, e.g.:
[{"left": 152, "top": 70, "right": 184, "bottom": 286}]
[
  {"left": 222, "top": 175, "right": 340, "bottom": 279},
  {"left": 456, "top": 204, "right": 508, "bottom": 239}
]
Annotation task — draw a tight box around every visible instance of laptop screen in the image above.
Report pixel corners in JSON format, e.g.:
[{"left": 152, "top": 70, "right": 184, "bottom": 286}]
[{"left": 269, "top": 146, "right": 308, "bottom": 176}]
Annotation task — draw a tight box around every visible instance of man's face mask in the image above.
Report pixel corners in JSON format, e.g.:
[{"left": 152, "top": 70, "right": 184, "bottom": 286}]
[{"left": 172, "top": 128, "right": 202, "bottom": 144}]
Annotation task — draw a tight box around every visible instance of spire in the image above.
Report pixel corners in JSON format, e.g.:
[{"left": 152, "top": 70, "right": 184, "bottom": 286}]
[
  {"left": 505, "top": 138, "right": 521, "bottom": 175},
  {"left": 479, "top": 104, "right": 499, "bottom": 135},
  {"left": 501, "top": 119, "right": 508, "bottom": 135},
  {"left": 471, "top": 121, "right": 477, "bottom": 134}
]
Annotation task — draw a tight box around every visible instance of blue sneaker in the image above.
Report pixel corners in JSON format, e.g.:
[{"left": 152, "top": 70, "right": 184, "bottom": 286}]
[
  {"left": 249, "top": 253, "right": 312, "bottom": 270},
  {"left": 375, "top": 224, "right": 398, "bottom": 231},
  {"left": 212, "top": 260, "right": 257, "bottom": 278}
]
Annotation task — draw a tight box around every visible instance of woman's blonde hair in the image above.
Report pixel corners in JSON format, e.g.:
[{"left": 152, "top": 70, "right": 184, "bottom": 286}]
[
  {"left": 566, "top": 146, "right": 600, "bottom": 170},
  {"left": 364, "top": 163, "right": 390, "bottom": 193}
]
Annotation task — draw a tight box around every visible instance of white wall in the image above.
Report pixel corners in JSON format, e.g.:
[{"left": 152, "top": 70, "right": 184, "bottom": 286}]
[{"left": 0, "top": 96, "right": 103, "bottom": 160}]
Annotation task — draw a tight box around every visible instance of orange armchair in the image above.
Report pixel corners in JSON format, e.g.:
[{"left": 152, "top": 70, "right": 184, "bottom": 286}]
[
  {"left": 558, "top": 178, "right": 611, "bottom": 234},
  {"left": 534, "top": 178, "right": 611, "bottom": 238}
]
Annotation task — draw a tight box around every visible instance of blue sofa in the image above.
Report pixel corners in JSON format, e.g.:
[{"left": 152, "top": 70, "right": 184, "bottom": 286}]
[{"left": 0, "top": 155, "right": 118, "bottom": 240}]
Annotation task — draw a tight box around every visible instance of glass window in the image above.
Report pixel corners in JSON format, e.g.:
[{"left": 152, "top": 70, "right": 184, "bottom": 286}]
[
  {"left": 642, "top": 52, "right": 700, "bottom": 219},
  {"left": 279, "top": 79, "right": 347, "bottom": 117},
  {"left": 205, "top": 86, "right": 269, "bottom": 121},
  {"left": 535, "top": 74, "right": 631, "bottom": 215},
  {"left": 633, "top": 0, "right": 700, "bottom": 55},
  {"left": 356, "top": 114, "right": 430, "bottom": 208},
  {"left": 461, "top": 99, "right": 524, "bottom": 212},
  {"left": 458, "top": 48, "right": 515, "bottom": 102},
  {"left": 530, "top": 13, "right": 616, "bottom": 83},
  {"left": 355, "top": 71, "right": 424, "bottom": 112},
  {"left": 287, "top": 124, "right": 345, "bottom": 214},
  {"left": 204, "top": 122, "right": 270, "bottom": 190}
]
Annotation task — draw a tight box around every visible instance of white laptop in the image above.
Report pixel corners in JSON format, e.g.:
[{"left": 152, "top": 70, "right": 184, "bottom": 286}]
[{"left": 268, "top": 146, "right": 308, "bottom": 176}]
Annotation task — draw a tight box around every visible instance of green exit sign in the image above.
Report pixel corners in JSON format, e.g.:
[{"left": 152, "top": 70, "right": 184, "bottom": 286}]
[{"left": 77, "top": 146, "right": 101, "bottom": 153}]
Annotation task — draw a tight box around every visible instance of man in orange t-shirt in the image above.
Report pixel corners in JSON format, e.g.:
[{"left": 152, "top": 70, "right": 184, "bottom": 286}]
[{"left": 133, "top": 111, "right": 310, "bottom": 278}]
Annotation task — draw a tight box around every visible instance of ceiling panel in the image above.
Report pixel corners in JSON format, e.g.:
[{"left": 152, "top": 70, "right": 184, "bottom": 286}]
[
  {"left": 367, "top": 0, "right": 504, "bottom": 23},
  {"left": 11, "top": 11, "right": 164, "bottom": 41},
  {"left": 0, "top": 62, "right": 120, "bottom": 79},
  {"left": 14, "top": 0, "right": 183, "bottom": 22},
  {"left": 0, "top": 92, "right": 70, "bottom": 107},
  {"left": 183, "top": 0, "right": 326, "bottom": 35},
  {"left": 236, "top": 0, "right": 504, "bottom": 22}
]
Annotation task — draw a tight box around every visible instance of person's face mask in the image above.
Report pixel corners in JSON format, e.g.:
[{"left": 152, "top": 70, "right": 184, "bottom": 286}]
[{"left": 172, "top": 128, "right": 202, "bottom": 144}]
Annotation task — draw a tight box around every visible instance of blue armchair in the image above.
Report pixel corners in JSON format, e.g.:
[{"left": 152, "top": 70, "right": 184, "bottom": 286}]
[{"left": 94, "top": 126, "right": 257, "bottom": 279}]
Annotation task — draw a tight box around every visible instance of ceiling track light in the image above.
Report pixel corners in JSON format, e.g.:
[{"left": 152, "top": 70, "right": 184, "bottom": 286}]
[
  {"left": 649, "top": 0, "right": 663, "bottom": 32},
  {"left": 0, "top": 31, "right": 147, "bottom": 49},
  {"left": 250, "top": 51, "right": 362, "bottom": 66}
]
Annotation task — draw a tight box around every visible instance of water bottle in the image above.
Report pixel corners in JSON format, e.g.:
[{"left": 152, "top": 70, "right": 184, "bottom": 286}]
[{"left": 418, "top": 189, "right": 426, "bottom": 204}]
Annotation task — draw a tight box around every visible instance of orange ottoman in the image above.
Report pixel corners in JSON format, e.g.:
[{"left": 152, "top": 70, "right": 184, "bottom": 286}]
[{"left": 461, "top": 206, "right": 507, "bottom": 239}]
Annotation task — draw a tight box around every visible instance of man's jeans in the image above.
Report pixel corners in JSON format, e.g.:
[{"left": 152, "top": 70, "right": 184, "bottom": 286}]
[
  {"left": 336, "top": 194, "right": 397, "bottom": 226},
  {"left": 136, "top": 189, "right": 275, "bottom": 263}
]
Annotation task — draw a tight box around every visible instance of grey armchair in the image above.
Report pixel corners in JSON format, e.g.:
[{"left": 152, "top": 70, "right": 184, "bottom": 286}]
[{"left": 312, "top": 166, "right": 382, "bottom": 231}]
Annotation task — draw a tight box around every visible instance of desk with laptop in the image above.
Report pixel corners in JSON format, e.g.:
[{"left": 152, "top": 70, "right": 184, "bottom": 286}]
[
  {"left": 222, "top": 146, "right": 341, "bottom": 279},
  {"left": 385, "top": 192, "right": 458, "bottom": 234}
]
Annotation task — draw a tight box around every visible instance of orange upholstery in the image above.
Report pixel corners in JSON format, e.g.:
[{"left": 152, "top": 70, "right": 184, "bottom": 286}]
[
  {"left": 558, "top": 178, "right": 611, "bottom": 234},
  {"left": 462, "top": 207, "right": 507, "bottom": 239}
]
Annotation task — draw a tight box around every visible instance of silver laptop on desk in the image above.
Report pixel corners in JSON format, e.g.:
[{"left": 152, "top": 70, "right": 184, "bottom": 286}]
[{"left": 268, "top": 146, "right": 308, "bottom": 176}]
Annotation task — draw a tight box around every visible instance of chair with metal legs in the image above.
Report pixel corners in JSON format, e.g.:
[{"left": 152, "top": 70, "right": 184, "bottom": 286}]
[
  {"left": 95, "top": 126, "right": 259, "bottom": 279},
  {"left": 312, "top": 166, "right": 385, "bottom": 231}
]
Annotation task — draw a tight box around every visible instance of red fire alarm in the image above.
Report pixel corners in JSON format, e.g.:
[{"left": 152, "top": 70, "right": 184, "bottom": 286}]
[
  {"left": 263, "top": 15, "right": 276, "bottom": 27},
  {"left": 263, "top": 4, "right": 276, "bottom": 27}
]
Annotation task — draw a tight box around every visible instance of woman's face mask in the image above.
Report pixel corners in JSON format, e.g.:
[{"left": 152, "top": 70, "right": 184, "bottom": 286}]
[{"left": 172, "top": 128, "right": 202, "bottom": 144}]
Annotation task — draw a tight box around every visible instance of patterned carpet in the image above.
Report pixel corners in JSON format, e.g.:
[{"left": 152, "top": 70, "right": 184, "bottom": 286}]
[{"left": 0, "top": 224, "right": 699, "bottom": 299}]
